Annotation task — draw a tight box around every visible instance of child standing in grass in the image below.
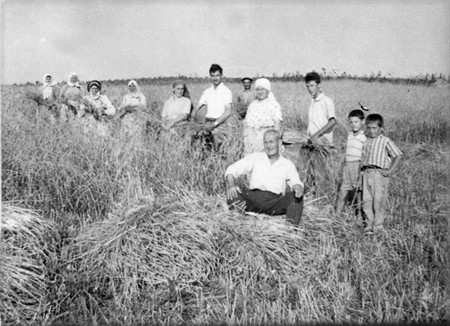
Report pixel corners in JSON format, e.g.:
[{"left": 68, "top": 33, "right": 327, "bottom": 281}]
[
  {"left": 361, "top": 114, "right": 403, "bottom": 234},
  {"left": 335, "top": 109, "right": 367, "bottom": 214}
]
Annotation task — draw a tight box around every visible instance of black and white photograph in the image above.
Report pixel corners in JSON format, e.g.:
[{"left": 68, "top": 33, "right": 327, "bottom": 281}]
[{"left": 1, "top": 0, "right": 449, "bottom": 325}]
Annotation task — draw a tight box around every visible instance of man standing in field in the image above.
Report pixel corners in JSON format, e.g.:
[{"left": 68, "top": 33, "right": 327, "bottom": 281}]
[
  {"left": 192, "top": 64, "right": 233, "bottom": 151},
  {"left": 236, "top": 77, "right": 255, "bottom": 119},
  {"left": 305, "top": 71, "right": 336, "bottom": 144},
  {"left": 302, "top": 71, "right": 337, "bottom": 195},
  {"left": 225, "top": 129, "right": 304, "bottom": 226}
]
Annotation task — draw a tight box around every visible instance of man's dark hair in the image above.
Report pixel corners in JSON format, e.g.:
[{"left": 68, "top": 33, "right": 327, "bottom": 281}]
[
  {"left": 348, "top": 109, "right": 365, "bottom": 120},
  {"left": 366, "top": 113, "right": 384, "bottom": 127},
  {"left": 305, "top": 71, "right": 321, "bottom": 84},
  {"left": 209, "top": 64, "right": 223, "bottom": 75}
]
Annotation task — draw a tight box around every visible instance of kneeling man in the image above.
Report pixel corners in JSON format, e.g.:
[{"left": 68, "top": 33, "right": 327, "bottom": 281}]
[{"left": 225, "top": 129, "right": 304, "bottom": 225}]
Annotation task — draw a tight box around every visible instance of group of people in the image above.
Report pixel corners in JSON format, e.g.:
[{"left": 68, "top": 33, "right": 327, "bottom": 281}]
[
  {"left": 38, "top": 65, "right": 403, "bottom": 234},
  {"left": 225, "top": 69, "right": 402, "bottom": 235}
]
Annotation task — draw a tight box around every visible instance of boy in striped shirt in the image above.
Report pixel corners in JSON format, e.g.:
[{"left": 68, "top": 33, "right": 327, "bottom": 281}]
[
  {"left": 361, "top": 114, "right": 403, "bottom": 234},
  {"left": 335, "top": 109, "right": 367, "bottom": 213}
]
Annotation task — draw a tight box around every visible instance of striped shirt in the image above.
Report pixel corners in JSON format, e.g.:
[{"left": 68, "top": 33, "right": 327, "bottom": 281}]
[
  {"left": 361, "top": 134, "right": 402, "bottom": 169},
  {"left": 345, "top": 131, "right": 367, "bottom": 162}
]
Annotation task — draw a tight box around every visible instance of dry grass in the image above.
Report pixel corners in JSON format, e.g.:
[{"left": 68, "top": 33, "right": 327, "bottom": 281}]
[
  {"left": 1, "top": 79, "right": 449, "bottom": 324},
  {"left": 1, "top": 203, "right": 58, "bottom": 324}
]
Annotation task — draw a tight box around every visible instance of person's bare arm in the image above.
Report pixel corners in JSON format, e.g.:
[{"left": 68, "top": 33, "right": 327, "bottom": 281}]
[
  {"left": 310, "top": 118, "right": 336, "bottom": 143},
  {"left": 165, "top": 113, "right": 189, "bottom": 129},
  {"left": 206, "top": 104, "right": 231, "bottom": 131},
  {"left": 226, "top": 174, "right": 241, "bottom": 200},
  {"left": 291, "top": 184, "right": 304, "bottom": 198},
  {"left": 380, "top": 155, "right": 402, "bottom": 177},
  {"left": 191, "top": 104, "right": 206, "bottom": 120}
]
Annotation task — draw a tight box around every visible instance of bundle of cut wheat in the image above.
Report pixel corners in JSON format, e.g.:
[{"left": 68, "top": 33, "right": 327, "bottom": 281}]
[
  {"left": 60, "top": 190, "right": 352, "bottom": 323},
  {"left": 282, "top": 129, "right": 336, "bottom": 154},
  {"left": 1, "top": 203, "right": 58, "bottom": 324}
]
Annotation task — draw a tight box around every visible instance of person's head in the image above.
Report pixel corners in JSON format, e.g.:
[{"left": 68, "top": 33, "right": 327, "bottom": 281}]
[
  {"left": 87, "top": 80, "right": 101, "bottom": 95},
  {"left": 365, "top": 113, "right": 384, "bottom": 138},
  {"left": 172, "top": 80, "right": 186, "bottom": 98},
  {"left": 348, "top": 109, "right": 365, "bottom": 133},
  {"left": 69, "top": 72, "right": 78, "bottom": 84},
  {"left": 254, "top": 78, "right": 271, "bottom": 101},
  {"left": 44, "top": 74, "right": 52, "bottom": 84},
  {"left": 209, "top": 64, "right": 223, "bottom": 86},
  {"left": 305, "top": 71, "right": 321, "bottom": 98},
  {"left": 263, "top": 129, "right": 282, "bottom": 158},
  {"left": 128, "top": 80, "right": 138, "bottom": 93},
  {"left": 241, "top": 77, "right": 253, "bottom": 90}
]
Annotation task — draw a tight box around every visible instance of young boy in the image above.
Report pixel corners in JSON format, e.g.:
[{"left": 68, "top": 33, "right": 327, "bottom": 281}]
[
  {"left": 305, "top": 71, "right": 337, "bottom": 144},
  {"left": 360, "top": 114, "right": 403, "bottom": 234},
  {"left": 335, "top": 109, "right": 367, "bottom": 214},
  {"left": 302, "top": 72, "right": 337, "bottom": 196}
]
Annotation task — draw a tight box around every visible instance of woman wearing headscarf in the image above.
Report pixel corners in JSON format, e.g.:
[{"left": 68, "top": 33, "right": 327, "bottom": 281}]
[
  {"left": 242, "top": 78, "right": 283, "bottom": 156},
  {"left": 80, "top": 80, "right": 116, "bottom": 118},
  {"left": 118, "top": 80, "right": 147, "bottom": 114},
  {"left": 59, "top": 72, "right": 84, "bottom": 119},
  {"left": 79, "top": 80, "right": 116, "bottom": 136},
  {"left": 118, "top": 80, "right": 149, "bottom": 136},
  {"left": 42, "top": 74, "right": 59, "bottom": 101},
  {"left": 161, "top": 80, "right": 192, "bottom": 130}
]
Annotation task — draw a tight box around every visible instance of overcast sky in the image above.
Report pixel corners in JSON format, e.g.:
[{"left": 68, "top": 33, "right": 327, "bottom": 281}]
[{"left": 2, "top": 0, "right": 449, "bottom": 84}]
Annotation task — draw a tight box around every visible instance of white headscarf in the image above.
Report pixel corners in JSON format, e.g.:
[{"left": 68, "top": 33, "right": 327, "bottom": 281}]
[
  {"left": 128, "top": 80, "right": 140, "bottom": 93},
  {"left": 67, "top": 72, "right": 80, "bottom": 87},
  {"left": 43, "top": 74, "right": 57, "bottom": 87},
  {"left": 254, "top": 78, "right": 276, "bottom": 101}
]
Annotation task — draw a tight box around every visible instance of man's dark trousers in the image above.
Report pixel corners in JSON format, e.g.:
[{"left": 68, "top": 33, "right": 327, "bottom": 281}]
[{"left": 227, "top": 189, "right": 304, "bottom": 226}]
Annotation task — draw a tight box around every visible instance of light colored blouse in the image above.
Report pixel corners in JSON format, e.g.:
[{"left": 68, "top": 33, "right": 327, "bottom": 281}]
[
  {"left": 244, "top": 98, "right": 283, "bottom": 129},
  {"left": 60, "top": 84, "right": 83, "bottom": 101},
  {"left": 162, "top": 96, "right": 191, "bottom": 120},
  {"left": 83, "top": 94, "right": 116, "bottom": 116},
  {"left": 120, "top": 92, "right": 147, "bottom": 109}
]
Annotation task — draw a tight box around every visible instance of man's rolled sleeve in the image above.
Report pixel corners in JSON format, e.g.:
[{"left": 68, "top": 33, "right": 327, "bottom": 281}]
[
  {"left": 198, "top": 90, "right": 208, "bottom": 107},
  {"left": 325, "top": 97, "right": 336, "bottom": 120},
  {"left": 224, "top": 88, "right": 233, "bottom": 106},
  {"left": 225, "top": 155, "right": 254, "bottom": 179},
  {"left": 286, "top": 162, "right": 303, "bottom": 190}
]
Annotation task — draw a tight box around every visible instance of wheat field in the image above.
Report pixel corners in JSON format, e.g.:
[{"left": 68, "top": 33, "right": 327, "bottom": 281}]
[{"left": 1, "top": 78, "right": 449, "bottom": 325}]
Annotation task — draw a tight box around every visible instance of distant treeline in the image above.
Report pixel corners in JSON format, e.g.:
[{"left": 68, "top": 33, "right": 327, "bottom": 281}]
[{"left": 19, "top": 71, "right": 449, "bottom": 87}]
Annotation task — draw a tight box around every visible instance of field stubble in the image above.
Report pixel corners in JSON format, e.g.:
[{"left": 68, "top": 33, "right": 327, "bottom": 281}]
[{"left": 1, "top": 79, "right": 449, "bottom": 325}]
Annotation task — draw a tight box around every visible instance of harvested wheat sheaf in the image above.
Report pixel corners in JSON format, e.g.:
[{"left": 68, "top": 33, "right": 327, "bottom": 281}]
[
  {"left": 282, "top": 129, "right": 336, "bottom": 155},
  {"left": 1, "top": 203, "right": 58, "bottom": 324},
  {"left": 63, "top": 192, "right": 348, "bottom": 323}
]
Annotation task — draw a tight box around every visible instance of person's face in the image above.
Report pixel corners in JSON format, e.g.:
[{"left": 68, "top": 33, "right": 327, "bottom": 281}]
[
  {"left": 349, "top": 117, "right": 364, "bottom": 133},
  {"left": 365, "top": 122, "right": 383, "bottom": 138},
  {"left": 45, "top": 76, "right": 52, "bottom": 84},
  {"left": 306, "top": 80, "right": 320, "bottom": 98},
  {"left": 210, "top": 71, "right": 222, "bottom": 86},
  {"left": 173, "top": 84, "right": 185, "bottom": 98},
  {"left": 90, "top": 85, "right": 100, "bottom": 95},
  {"left": 129, "top": 84, "right": 137, "bottom": 92},
  {"left": 70, "top": 76, "right": 78, "bottom": 83},
  {"left": 243, "top": 80, "right": 252, "bottom": 90},
  {"left": 264, "top": 133, "right": 280, "bottom": 158},
  {"left": 255, "top": 86, "right": 269, "bottom": 100}
]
